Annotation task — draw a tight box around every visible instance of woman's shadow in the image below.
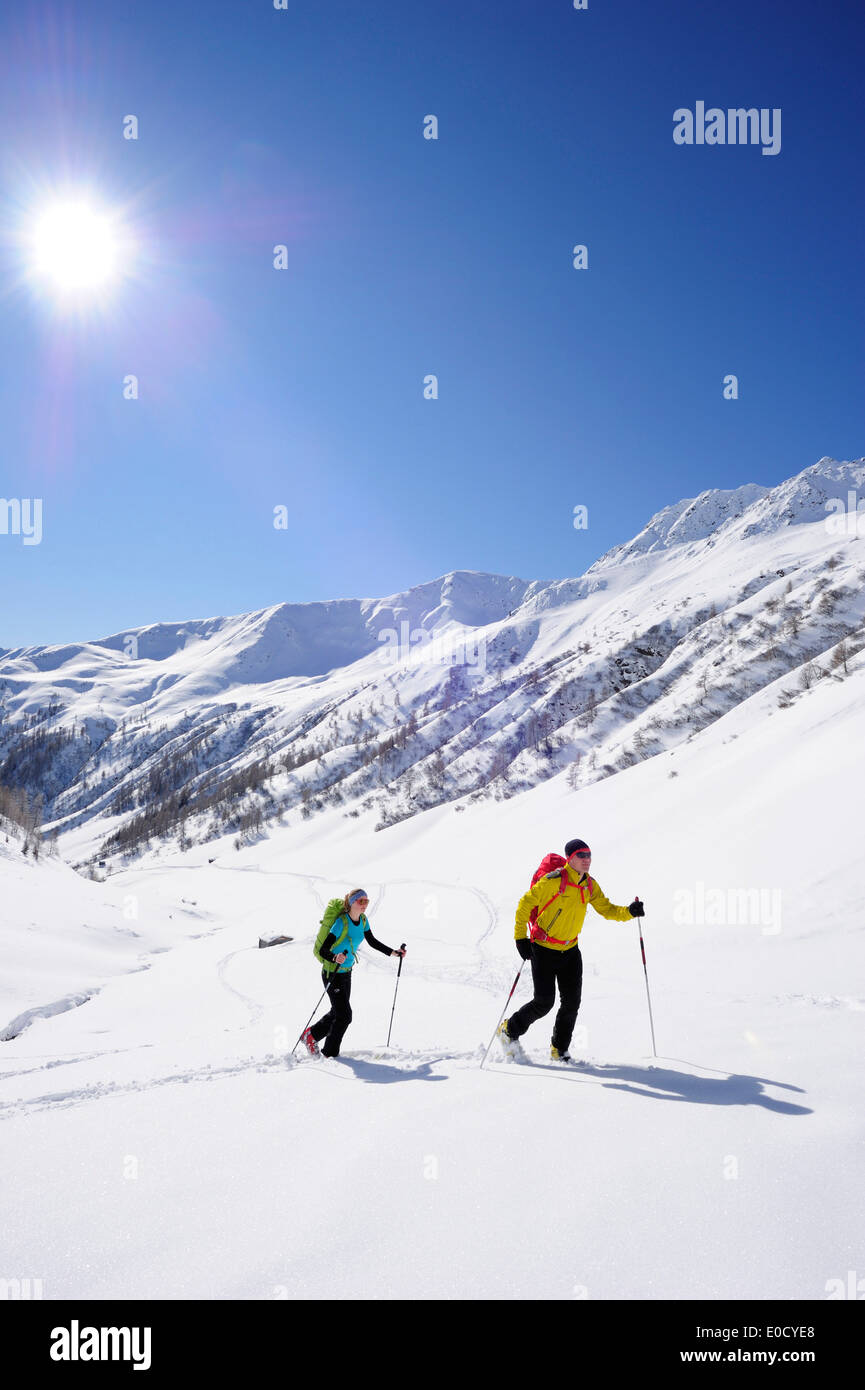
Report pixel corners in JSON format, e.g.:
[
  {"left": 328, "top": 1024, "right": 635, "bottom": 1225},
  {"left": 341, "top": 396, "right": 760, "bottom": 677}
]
[{"left": 323, "top": 1057, "right": 447, "bottom": 1085}]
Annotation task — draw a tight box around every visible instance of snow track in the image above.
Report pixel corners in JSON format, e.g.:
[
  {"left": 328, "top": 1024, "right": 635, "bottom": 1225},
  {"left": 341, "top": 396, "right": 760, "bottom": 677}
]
[
  {"left": 215, "top": 946, "right": 266, "bottom": 1029},
  {"left": 0, "top": 1051, "right": 291, "bottom": 1119},
  {"left": 0, "top": 1044, "right": 488, "bottom": 1118},
  {"left": 0, "top": 991, "right": 95, "bottom": 1042}
]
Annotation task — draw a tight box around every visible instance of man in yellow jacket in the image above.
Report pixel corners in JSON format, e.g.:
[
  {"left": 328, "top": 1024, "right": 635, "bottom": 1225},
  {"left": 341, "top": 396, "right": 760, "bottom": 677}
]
[{"left": 499, "top": 838, "right": 644, "bottom": 1062}]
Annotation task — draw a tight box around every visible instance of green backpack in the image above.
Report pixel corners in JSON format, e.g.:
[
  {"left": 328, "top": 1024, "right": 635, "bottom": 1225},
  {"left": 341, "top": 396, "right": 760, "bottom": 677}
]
[{"left": 313, "top": 898, "right": 352, "bottom": 975}]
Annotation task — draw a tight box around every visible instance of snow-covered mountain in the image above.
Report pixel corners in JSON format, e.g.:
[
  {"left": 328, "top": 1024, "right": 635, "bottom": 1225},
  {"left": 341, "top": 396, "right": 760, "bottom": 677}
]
[
  {"left": 590, "top": 456, "right": 865, "bottom": 567},
  {"left": 0, "top": 455, "right": 863, "bottom": 871},
  {"left": 0, "top": 570, "right": 532, "bottom": 691},
  {"left": 2, "top": 452, "right": 864, "bottom": 1302}
]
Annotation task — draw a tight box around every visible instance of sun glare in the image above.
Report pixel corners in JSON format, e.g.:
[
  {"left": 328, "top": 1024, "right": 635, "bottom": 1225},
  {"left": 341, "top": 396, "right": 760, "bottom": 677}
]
[{"left": 27, "top": 197, "right": 125, "bottom": 296}]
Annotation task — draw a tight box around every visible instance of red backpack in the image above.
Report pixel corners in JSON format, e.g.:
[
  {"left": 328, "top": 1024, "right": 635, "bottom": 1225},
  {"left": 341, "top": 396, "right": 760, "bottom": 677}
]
[{"left": 528, "top": 853, "right": 594, "bottom": 945}]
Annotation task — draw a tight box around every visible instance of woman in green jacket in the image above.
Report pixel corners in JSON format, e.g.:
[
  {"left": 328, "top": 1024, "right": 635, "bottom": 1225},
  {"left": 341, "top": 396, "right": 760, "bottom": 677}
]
[{"left": 303, "top": 890, "right": 405, "bottom": 1057}]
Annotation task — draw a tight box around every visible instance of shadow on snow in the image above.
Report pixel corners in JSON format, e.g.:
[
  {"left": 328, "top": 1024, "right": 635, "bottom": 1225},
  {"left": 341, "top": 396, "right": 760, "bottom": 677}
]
[
  {"left": 498, "top": 1055, "right": 811, "bottom": 1114},
  {"left": 319, "top": 1056, "right": 447, "bottom": 1084}
]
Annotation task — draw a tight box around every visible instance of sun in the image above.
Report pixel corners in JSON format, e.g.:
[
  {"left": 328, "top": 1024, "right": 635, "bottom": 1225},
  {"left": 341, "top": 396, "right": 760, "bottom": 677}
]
[
  {"left": 30, "top": 200, "right": 118, "bottom": 291},
  {"left": 25, "top": 195, "right": 130, "bottom": 300}
]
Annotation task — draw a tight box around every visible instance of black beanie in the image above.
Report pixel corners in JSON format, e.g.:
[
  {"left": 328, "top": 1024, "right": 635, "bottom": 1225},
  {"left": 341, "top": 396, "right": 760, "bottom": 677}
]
[{"left": 564, "top": 838, "right": 591, "bottom": 857}]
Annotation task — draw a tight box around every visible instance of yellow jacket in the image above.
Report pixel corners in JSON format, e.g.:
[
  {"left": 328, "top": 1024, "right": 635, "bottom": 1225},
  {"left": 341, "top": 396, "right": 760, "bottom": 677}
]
[{"left": 515, "top": 865, "right": 632, "bottom": 950}]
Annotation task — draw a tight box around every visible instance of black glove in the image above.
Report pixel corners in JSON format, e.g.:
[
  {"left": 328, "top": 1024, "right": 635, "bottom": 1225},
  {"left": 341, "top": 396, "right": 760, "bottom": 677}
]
[
  {"left": 516, "top": 937, "right": 533, "bottom": 960},
  {"left": 628, "top": 898, "right": 645, "bottom": 918}
]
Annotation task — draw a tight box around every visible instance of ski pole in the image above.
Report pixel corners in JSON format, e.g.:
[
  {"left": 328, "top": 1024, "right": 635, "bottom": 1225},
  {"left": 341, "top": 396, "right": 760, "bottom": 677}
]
[
  {"left": 385, "top": 943, "right": 407, "bottom": 1049},
  {"left": 291, "top": 978, "right": 331, "bottom": 1054},
  {"left": 635, "top": 897, "right": 657, "bottom": 1057},
  {"left": 480, "top": 961, "right": 526, "bottom": 1069}
]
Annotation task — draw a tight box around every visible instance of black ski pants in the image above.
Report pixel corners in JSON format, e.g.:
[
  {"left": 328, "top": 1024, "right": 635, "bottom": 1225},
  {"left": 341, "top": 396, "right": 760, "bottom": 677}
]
[
  {"left": 310, "top": 968, "right": 353, "bottom": 1056},
  {"left": 507, "top": 941, "right": 583, "bottom": 1052}
]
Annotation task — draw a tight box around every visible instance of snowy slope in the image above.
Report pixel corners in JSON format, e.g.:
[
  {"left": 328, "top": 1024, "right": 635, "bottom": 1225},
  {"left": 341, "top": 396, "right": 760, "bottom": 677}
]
[
  {"left": 0, "top": 835, "right": 223, "bottom": 1042},
  {"left": 1, "top": 574, "right": 863, "bottom": 1298}
]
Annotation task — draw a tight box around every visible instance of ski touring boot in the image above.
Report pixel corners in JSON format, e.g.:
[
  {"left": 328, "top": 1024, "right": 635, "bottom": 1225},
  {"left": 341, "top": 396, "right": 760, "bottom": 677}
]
[
  {"left": 300, "top": 1028, "right": 321, "bottom": 1058},
  {"left": 497, "top": 1019, "right": 525, "bottom": 1062}
]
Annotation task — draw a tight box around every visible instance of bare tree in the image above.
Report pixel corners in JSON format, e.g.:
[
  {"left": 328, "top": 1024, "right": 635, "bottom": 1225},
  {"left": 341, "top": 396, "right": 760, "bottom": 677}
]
[{"left": 830, "top": 640, "right": 850, "bottom": 676}]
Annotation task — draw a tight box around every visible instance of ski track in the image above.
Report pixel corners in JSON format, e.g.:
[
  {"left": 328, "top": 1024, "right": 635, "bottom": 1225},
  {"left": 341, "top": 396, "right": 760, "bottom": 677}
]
[
  {"left": 215, "top": 947, "right": 266, "bottom": 1029},
  {"left": 0, "top": 1053, "right": 292, "bottom": 1120},
  {"left": 784, "top": 993, "right": 865, "bottom": 1011},
  {"left": 211, "top": 865, "right": 507, "bottom": 1031},
  {"left": 0, "top": 1042, "right": 156, "bottom": 1082},
  {"left": 0, "top": 863, "right": 513, "bottom": 1113},
  {"left": 0, "top": 1018, "right": 810, "bottom": 1122},
  {"left": 0, "top": 1046, "right": 486, "bottom": 1120},
  {"left": 119, "top": 861, "right": 502, "bottom": 982}
]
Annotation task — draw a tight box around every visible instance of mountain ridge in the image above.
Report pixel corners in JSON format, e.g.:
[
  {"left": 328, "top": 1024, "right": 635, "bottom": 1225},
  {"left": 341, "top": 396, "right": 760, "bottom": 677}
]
[{"left": 0, "top": 454, "right": 862, "bottom": 866}]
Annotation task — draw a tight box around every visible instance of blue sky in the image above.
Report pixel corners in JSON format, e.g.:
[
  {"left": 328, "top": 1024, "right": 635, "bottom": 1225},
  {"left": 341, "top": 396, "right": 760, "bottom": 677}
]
[{"left": 0, "top": 0, "right": 862, "bottom": 647}]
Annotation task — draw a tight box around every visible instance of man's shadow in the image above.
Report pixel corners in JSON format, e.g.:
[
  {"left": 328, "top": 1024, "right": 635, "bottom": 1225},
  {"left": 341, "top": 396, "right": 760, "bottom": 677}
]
[{"left": 527, "top": 1056, "right": 811, "bottom": 1114}]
